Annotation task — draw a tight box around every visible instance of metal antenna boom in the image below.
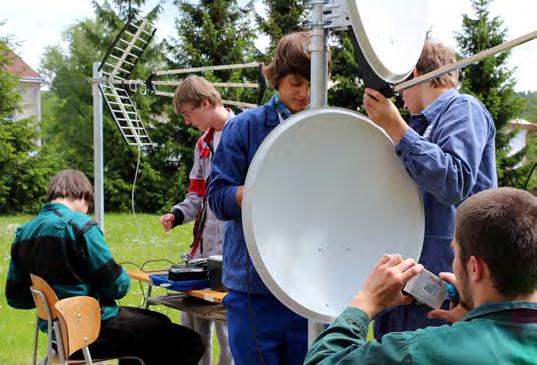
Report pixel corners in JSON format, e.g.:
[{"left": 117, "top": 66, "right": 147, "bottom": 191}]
[{"left": 394, "top": 30, "right": 537, "bottom": 93}]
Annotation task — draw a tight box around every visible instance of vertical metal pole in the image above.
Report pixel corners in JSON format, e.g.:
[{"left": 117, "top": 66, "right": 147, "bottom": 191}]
[
  {"left": 309, "top": 0, "right": 328, "bottom": 109},
  {"left": 308, "top": 321, "right": 326, "bottom": 347},
  {"left": 308, "top": 0, "right": 328, "bottom": 345},
  {"left": 92, "top": 62, "right": 105, "bottom": 231}
]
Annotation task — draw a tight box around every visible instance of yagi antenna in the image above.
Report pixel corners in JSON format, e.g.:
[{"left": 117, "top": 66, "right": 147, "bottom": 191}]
[
  {"left": 99, "top": 14, "right": 156, "bottom": 147},
  {"left": 131, "top": 62, "right": 268, "bottom": 110}
]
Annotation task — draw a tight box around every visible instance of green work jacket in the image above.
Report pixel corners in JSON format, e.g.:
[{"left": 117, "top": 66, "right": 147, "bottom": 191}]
[{"left": 305, "top": 301, "right": 537, "bottom": 364}]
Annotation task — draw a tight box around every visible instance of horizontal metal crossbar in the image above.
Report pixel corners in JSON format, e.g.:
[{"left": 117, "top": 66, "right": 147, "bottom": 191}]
[
  {"left": 112, "top": 79, "right": 259, "bottom": 89},
  {"left": 152, "top": 90, "right": 256, "bottom": 109},
  {"left": 154, "top": 62, "right": 263, "bottom": 76}
]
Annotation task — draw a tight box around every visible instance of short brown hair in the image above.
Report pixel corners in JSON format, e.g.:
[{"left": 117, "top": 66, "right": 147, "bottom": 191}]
[
  {"left": 416, "top": 41, "right": 459, "bottom": 88},
  {"left": 47, "top": 170, "right": 94, "bottom": 206},
  {"left": 455, "top": 188, "right": 537, "bottom": 296},
  {"left": 173, "top": 75, "right": 222, "bottom": 114},
  {"left": 263, "top": 31, "right": 313, "bottom": 89}
]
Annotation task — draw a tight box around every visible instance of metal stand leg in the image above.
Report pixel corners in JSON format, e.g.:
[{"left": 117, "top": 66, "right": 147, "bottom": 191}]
[
  {"left": 308, "top": 320, "right": 325, "bottom": 346},
  {"left": 144, "top": 284, "right": 153, "bottom": 309}
]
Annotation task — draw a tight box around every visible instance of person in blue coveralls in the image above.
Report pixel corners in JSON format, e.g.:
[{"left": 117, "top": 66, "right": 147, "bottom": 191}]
[
  {"left": 363, "top": 40, "right": 498, "bottom": 338},
  {"left": 207, "top": 31, "right": 331, "bottom": 365}
]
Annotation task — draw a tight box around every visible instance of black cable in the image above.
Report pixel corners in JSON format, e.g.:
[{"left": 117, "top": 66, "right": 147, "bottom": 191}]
[
  {"left": 140, "top": 258, "right": 176, "bottom": 271},
  {"left": 119, "top": 261, "right": 147, "bottom": 308},
  {"left": 119, "top": 259, "right": 177, "bottom": 308}
]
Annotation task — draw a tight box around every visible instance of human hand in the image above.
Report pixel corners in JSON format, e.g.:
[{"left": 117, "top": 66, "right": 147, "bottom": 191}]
[
  {"left": 427, "top": 272, "right": 470, "bottom": 323},
  {"left": 363, "top": 88, "right": 409, "bottom": 144},
  {"left": 236, "top": 186, "right": 244, "bottom": 207},
  {"left": 160, "top": 213, "right": 175, "bottom": 233},
  {"left": 351, "top": 254, "right": 423, "bottom": 319}
]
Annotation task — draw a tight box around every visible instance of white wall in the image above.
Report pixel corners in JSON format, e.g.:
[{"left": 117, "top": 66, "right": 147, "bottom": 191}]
[
  {"left": 13, "top": 80, "right": 41, "bottom": 122},
  {"left": 508, "top": 129, "right": 528, "bottom": 156}
]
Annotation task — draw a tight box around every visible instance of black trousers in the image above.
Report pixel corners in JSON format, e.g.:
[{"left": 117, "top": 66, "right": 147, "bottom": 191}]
[{"left": 69, "top": 306, "right": 205, "bottom": 365}]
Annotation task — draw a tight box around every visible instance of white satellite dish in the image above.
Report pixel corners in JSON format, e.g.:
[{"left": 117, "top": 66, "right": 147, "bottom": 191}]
[
  {"left": 243, "top": 108, "right": 424, "bottom": 323},
  {"left": 346, "top": 0, "right": 430, "bottom": 83}
]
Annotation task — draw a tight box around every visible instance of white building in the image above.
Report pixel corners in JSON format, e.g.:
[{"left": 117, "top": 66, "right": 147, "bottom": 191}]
[
  {"left": 4, "top": 50, "right": 44, "bottom": 122},
  {"left": 508, "top": 119, "right": 537, "bottom": 165}
]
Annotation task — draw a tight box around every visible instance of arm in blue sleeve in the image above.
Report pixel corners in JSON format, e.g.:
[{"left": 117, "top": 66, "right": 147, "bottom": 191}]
[
  {"left": 304, "top": 307, "right": 410, "bottom": 365},
  {"left": 83, "top": 226, "right": 130, "bottom": 301},
  {"left": 208, "top": 119, "right": 248, "bottom": 221},
  {"left": 396, "top": 99, "right": 493, "bottom": 204}
]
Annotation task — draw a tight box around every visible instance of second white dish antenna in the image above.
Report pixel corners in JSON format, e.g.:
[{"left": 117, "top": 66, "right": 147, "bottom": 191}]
[{"left": 346, "top": 0, "right": 430, "bottom": 83}]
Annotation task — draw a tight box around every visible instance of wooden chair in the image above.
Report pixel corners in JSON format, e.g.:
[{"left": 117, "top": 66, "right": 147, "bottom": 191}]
[
  {"left": 29, "top": 274, "right": 66, "bottom": 365},
  {"left": 30, "top": 275, "right": 144, "bottom": 364},
  {"left": 54, "top": 296, "right": 145, "bottom": 365},
  {"left": 54, "top": 296, "right": 100, "bottom": 365}
]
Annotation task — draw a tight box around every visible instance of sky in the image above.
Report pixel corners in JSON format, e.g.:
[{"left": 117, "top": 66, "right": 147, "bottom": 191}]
[{"left": 2, "top": 0, "right": 536, "bottom": 91}]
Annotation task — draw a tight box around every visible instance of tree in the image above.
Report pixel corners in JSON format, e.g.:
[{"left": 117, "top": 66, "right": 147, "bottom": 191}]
[
  {"left": 165, "top": 0, "right": 260, "bottom": 106},
  {"left": 40, "top": 0, "right": 190, "bottom": 213},
  {"left": 455, "top": 0, "right": 526, "bottom": 187},
  {"left": 0, "top": 35, "right": 19, "bottom": 121},
  {"left": 519, "top": 91, "right": 537, "bottom": 122},
  {"left": 256, "top": 0, "right": 307, "bottom": 52},
  {"left": 327, "top": 32, "right": 364, "bottom": 112},
  {"left": 0, "top": 34, "right": 65, "bottom": 213}
]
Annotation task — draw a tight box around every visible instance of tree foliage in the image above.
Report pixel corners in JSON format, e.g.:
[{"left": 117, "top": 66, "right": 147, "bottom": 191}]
[
  {"left": 165, "top": 0, "right": 260, "bottom": 108},
  {"left": 455, "top": 0, "right": 526, "bottom": 187},
  {"left": 0, "top": 35, "right": 65, "bottom": 214},
  {"left": 256, "top": 0, "right": 307, "bottom": 53},
  {"left": 40, "top": 0, "right": 188, "bottom": 213},
  {"left": 519, "top": 91, "right": 537, "bottom": 122},
  {"left": 327, "top": 32, "right": 364, "bottom": 111}
]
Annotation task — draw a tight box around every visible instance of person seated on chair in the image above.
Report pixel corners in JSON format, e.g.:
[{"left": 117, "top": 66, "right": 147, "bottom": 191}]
[
  {"left": 304, "top": 187, "right": 537, "bottom": 364},
  {"left": 5, "top": 169, "right": 204, "bottom": 365}
]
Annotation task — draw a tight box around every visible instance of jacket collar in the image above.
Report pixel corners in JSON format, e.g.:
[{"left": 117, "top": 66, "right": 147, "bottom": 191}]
[
  {"left": 264, "top": 95, "right": 283, "bottom": 127},
  {"left": 41, "top": 202, "right": 72, "bottom": 214},
  {"left": 464, "top": 300, "right": 537, "bottom": 321},
  {"left": 420, "top": 88, "right": 459, "bottom": 123}
]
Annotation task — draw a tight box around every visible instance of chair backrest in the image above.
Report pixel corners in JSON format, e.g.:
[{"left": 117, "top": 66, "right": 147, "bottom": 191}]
[
  {"left": 30, "top": 274, "right": 60, "bottom": 320},
  {"left": 54, "top": 296, "right": 101, "bottom": 359}
]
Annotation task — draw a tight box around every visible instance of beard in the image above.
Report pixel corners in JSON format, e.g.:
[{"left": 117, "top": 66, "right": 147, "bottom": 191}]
[{"left": 457, "top": 267, "right": 474, "bottom": 310}]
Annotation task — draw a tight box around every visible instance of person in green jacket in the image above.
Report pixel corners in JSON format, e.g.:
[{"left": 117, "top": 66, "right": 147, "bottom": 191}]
[
  {"left": 305, "top": 187, "right": 537, "bottom": 365},
  {"left": 6, "top": 169, "right": 204, "bottom": 365}
]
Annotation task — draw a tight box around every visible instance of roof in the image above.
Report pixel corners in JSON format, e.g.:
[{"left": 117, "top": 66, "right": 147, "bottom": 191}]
[
  {"left": 509, "top": 118, "right": 537, "bottom": 130},
  {"left": 3, "top": 49, "right": 42, "bottom": 81}
]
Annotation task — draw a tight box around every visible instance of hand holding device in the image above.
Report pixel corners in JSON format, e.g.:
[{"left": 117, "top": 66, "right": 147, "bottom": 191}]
[{"left": 351, "top": 254, "right": 423, "bottom": 319}]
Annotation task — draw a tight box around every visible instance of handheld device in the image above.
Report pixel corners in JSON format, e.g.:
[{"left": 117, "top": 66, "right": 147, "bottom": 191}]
[{"left": 403, "top": 269, "right": 459, "bottom": 309}]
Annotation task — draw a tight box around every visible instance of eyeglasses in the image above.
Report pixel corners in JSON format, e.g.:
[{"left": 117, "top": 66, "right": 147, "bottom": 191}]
[{"left": 180, "top": 104, "right": 200, "bottom": 119}]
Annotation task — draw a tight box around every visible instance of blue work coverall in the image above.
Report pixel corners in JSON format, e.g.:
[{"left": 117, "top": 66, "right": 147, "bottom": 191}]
[
  {"left": 208, "top": 96, "right": 308, "bottom": 365},
  {"left": 374, "top": 88, "right": 497, "bottom": 338}
]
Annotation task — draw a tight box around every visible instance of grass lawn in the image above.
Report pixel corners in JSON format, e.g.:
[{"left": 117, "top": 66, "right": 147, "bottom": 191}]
[{"left": 0, "top": 212, "right": 223, "bottom": 364}]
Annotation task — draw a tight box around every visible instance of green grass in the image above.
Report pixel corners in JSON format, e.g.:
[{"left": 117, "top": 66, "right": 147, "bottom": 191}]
[{"left": 0, "top": 212, "right": 222, "bottom": 364}]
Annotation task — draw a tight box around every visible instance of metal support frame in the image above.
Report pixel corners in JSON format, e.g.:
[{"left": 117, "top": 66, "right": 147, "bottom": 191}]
[
  {"left": 305, "top": 0, "right": 331, "bottom": 342},
  {"left": 92, "top": 63, "right": 105, "bottom": 230},
  {"left": 308, "top": 0, "right": 329, "bottom": 109}
]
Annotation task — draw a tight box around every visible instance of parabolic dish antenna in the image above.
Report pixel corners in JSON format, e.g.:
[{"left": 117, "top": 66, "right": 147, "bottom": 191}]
[
  {"left": 242, "top": 108, "right": 424, "bottom": 323},
  {"left": 346, "top": 0, "right": 430, "bottom": 83}
]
